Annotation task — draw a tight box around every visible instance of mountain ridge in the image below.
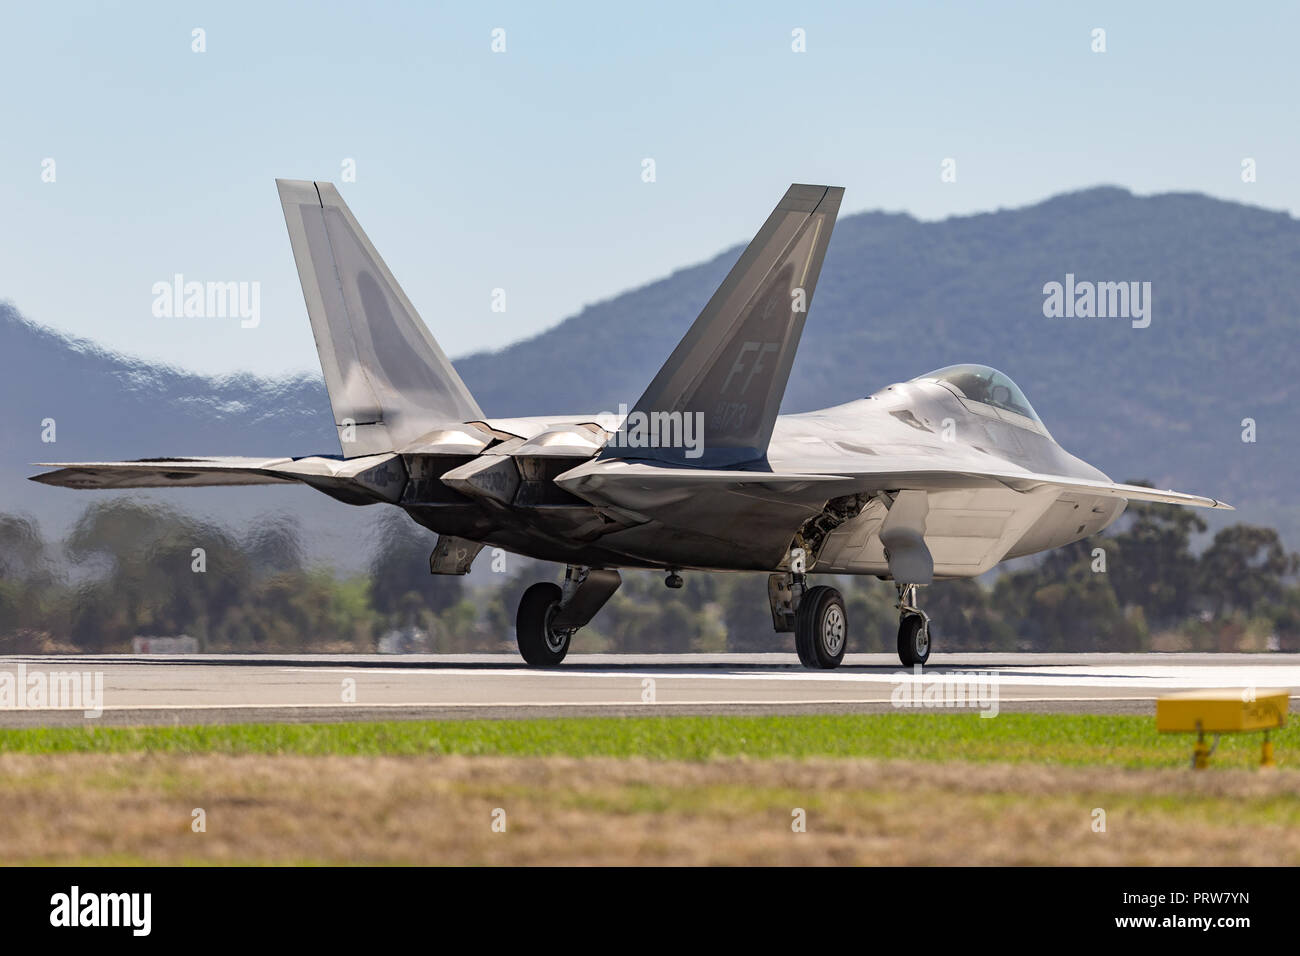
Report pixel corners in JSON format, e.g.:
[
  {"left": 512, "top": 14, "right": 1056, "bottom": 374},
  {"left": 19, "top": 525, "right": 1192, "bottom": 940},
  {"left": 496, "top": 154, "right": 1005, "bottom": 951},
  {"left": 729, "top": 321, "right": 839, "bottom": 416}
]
[{"left": 6, "top": 185, "right": 1297, "bottom": 554}]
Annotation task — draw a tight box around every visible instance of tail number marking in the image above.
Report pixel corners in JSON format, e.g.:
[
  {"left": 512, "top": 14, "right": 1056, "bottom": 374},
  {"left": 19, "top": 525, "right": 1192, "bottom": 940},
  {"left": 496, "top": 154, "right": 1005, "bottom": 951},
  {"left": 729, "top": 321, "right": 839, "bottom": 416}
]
[{"left": 720, "top": 341, "right": 781, "bottom": 396}]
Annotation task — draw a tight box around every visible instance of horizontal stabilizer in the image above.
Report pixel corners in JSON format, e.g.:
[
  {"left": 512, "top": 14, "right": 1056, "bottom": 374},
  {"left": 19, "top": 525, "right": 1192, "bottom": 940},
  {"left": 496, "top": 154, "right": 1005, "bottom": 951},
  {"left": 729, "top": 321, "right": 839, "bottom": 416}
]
[
  {"left": 30, "top": 454, "right": 408, "bottom": 505},
  {"left": 30, "top": 458, "right": 296, "bottom": 489}
]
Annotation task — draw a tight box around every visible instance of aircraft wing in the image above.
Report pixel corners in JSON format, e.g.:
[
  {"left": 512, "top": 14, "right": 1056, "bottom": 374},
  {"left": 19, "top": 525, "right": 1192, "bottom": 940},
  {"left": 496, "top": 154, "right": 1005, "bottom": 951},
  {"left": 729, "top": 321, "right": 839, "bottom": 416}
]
[
  {"left": 557, "top": 458, "right": 1233, "bottom": 510},
  {"left": 555, "top": 457, "right": 1230, "bottom": 579},
  {"left": 980, "top": 472, "right": 1232, "bottom": 510}
]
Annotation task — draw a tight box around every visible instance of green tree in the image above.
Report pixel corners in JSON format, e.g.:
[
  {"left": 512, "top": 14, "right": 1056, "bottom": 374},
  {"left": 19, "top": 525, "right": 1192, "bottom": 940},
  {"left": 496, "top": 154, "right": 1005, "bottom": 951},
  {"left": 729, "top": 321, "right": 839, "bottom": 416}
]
[
  {"left": 0, "top": 513, "right": 69, "bottom": 646},
  {"left": 1106, "top": 491, "right": 1206, "bottom": 627},
  {"left": 66, "top": 500, "right": 251, "bottom": 650},
  {"left": 368, "top": 511, "right": 464, "bottom": 626},
  {"left": 924, "top": 578, "right": 1016, "bottom": 651},
  {"left": 722, "top": 574, "right": 779, "bottom": 652},
  {"left": 1198, "top": 525, "right": 1298, "bottom": 617},
  {"left": 994, "top": 540, "right": 1145, "bottom": 650}
]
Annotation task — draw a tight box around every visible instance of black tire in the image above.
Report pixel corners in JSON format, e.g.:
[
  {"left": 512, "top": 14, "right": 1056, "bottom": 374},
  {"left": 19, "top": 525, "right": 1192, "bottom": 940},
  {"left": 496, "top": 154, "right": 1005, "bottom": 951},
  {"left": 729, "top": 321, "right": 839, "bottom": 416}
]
[
  {"left": 794, "top": 585, "right": 847, "bottom": 669},
  {"left": 794, "top": 614, "right": 815, "bottom": 667},
  {"left": 897, "top": 612, "right": 930, "bottom": 667},
  {"left": 516, "top": 582, "right": 572, "bottom": 665}
]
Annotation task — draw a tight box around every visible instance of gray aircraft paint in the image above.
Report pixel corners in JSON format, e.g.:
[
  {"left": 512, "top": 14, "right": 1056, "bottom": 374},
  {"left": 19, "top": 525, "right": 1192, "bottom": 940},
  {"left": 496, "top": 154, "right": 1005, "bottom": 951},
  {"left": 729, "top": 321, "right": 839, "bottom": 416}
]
[
  {"left": 33, "top": 181, "right": 1229, "bottom": 590},
  {"left": 277, "top": 179, "right": 483, "bottom": 456}
]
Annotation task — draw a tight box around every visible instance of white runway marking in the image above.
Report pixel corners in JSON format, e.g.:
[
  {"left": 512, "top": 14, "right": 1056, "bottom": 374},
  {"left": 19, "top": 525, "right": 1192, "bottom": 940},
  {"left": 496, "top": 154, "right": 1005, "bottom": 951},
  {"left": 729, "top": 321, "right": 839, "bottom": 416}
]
[{"left": 278, "top": 665, "right": 1300, "bottom": 690}]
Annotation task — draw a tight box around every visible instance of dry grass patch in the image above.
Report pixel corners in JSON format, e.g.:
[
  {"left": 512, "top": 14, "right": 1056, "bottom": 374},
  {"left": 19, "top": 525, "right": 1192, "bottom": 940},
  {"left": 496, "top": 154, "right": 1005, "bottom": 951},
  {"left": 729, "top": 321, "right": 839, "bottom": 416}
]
[{"left": 1, "top": 752, "right": 1297, "bottom": 865}]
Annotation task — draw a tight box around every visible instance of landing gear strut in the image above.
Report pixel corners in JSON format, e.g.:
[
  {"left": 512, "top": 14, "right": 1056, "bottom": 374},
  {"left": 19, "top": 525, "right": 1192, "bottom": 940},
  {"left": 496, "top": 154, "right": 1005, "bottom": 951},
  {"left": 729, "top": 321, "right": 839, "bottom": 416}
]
[
  {"left": 896, "top": 582, "right": 931, "bottom": 667},
  {"left": 516, "top": 566, "right": 621, "bottom": 666}
]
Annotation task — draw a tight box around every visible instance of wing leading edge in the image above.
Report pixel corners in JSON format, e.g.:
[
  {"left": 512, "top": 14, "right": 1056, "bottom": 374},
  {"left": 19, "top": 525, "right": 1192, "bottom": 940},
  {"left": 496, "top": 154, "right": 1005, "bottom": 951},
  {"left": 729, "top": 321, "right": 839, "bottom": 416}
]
[{"left": 556, "top": 458, "right": 1234, "bottom": 510}]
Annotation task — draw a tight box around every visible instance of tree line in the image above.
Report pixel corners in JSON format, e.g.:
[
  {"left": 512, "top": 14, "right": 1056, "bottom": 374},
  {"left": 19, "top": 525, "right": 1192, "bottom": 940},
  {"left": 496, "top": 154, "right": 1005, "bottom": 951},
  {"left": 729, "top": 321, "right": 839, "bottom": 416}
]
[{"left": 1, "top": 491, "right": 1297, "bottom": 655}]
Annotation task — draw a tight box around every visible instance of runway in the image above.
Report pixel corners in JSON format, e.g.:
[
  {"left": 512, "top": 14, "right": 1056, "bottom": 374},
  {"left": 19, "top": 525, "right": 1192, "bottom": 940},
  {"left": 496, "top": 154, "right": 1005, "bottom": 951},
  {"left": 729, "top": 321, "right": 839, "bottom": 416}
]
[{"left": 0, "top": 652, "right": 1297, "bottom": 726}]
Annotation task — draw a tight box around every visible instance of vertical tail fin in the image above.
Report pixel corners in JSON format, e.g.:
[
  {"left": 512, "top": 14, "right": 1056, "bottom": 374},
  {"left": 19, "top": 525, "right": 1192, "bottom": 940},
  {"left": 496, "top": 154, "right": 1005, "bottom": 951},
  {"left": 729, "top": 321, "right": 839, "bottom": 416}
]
[
  {"left": 616, "top": 183, "right": 843, "bottom": 467},
  {"left": 277, "top": 179, "right": 483, "bottom": 457}
]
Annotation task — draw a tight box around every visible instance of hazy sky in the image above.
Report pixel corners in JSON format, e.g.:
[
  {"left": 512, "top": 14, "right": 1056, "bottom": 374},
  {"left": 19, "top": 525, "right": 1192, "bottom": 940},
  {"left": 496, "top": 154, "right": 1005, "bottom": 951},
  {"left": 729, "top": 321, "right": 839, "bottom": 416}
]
[{"left": 2, "top": 1, "right": 1295, "bottom": 376}]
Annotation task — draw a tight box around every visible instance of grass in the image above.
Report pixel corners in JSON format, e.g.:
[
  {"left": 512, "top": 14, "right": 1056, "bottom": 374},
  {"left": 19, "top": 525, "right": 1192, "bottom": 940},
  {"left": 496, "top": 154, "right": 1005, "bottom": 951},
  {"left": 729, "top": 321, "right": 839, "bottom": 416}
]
[
  {"left": 1, "top": 714, "right": 1295, "bottom": 864},
  {"left": 0, "top": 712, "right": 1293, "bottom": 770},
  {"left": 1, "top": 752, "right": 1298, "bottom": 865}
]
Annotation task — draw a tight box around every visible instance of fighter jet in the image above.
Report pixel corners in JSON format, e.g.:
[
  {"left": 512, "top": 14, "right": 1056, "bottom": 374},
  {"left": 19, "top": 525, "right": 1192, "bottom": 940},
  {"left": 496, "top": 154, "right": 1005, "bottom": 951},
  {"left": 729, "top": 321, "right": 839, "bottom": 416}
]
[{"left": 32, "top": 180, "right": 1232, "bottom": 668}]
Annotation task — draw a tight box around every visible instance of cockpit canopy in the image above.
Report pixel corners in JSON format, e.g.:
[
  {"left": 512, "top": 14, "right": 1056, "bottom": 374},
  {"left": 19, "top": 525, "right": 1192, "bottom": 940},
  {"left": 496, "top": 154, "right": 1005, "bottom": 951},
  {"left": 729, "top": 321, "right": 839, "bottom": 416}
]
[{"left": 912, "top": 365, "right": 1045, "bottom": 428}]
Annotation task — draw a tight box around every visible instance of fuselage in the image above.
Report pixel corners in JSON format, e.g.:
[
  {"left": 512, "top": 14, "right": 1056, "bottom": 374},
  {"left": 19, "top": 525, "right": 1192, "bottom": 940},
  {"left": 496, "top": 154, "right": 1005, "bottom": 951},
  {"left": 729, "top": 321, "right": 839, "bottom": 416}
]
[
  {"left": 767, "top": 379, "right": 1123, "bottom": 577},
  {"left": 401, "top": 371, "right": 1125, "bottom": 579}
]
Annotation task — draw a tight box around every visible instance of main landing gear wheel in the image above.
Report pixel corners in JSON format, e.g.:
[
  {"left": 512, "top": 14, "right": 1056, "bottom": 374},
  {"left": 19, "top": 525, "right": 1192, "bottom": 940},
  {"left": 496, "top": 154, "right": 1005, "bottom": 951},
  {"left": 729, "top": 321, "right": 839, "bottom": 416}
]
[
  {"left": 795, "top": 585, "right": 847, "bottom": 669},
  {"left": 516, "top": 582, "right": 573, "bottom": 665},
  {"left": 897, "top": 612, "right": 930, "bottom": 667}
]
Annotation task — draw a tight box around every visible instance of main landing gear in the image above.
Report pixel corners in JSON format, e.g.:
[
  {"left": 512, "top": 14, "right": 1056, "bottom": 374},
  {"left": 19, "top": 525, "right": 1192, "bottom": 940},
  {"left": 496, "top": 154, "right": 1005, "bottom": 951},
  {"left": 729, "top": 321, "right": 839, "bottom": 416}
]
[
  {"left": 769, "top": 551, "right": 848, "bottom": 669},
  {"left": 516, "top": 562, "right": 934, "bottom": 670},
  {"left": 515, "top": 566, "right": 621, "bottom": 665},
  {"left": 769, "top": 563, "right": 933, "bottom": 669},
  {"left": 795, "top": 585, "right": 847, "bottom": 669}
]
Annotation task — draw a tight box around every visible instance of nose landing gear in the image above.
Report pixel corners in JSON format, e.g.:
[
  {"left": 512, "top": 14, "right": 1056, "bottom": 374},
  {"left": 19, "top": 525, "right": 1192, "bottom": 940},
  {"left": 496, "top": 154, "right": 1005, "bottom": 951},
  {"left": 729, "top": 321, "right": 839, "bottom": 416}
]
[{"left": 896, "top": 582, "right": 931, "bottom": 667}]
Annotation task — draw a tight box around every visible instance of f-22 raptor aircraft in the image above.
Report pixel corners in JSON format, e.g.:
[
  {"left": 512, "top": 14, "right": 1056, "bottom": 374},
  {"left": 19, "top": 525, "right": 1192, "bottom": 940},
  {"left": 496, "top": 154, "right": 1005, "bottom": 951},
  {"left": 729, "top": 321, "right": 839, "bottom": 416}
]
[{"left": 33, "top": 181, "right": 1232, "bottom": 668}]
